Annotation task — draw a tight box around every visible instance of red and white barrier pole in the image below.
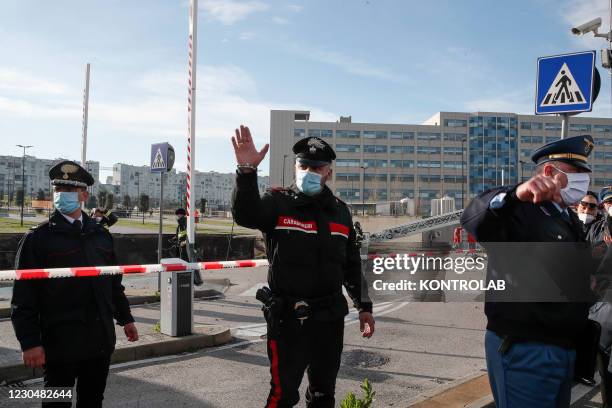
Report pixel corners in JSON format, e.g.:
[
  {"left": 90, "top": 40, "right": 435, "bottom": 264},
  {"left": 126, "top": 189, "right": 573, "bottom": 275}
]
[{"left": 0, "top": 259, "right": 269, "bottom": 282}]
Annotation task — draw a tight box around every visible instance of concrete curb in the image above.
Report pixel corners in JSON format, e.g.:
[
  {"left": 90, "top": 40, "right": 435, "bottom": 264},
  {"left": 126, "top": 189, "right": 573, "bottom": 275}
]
[
  {"left": 406, "top": 371, "right": 492, "bottom": 407},
  {"left": 0, "top": 326, "right": 232, "bottom": 384}
]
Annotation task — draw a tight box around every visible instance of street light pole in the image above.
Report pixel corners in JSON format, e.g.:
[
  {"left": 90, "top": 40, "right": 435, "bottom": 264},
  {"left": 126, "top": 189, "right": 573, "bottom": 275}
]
[
  {"left": 17, "top": 145, "right": 33, "bottom": 226},
  {"left": 461, "top": 138, "right": 466, "bottom": 209},
  {"left": 282, "top": 154, "right": 288, "bottom": 187},
  {"left": 360, "top": 165, "right": 367, "bottom": 216}
]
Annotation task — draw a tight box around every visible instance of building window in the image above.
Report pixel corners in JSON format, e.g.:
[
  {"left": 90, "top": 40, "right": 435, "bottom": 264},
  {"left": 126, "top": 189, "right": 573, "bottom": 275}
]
[
  {"left": 336, "top": 173, "right": 360, "bottom": 181},
  {"left": 569, "top": 124, "right": 591, "bottom": 132},
  {"left": 593, "top": 125, "right": 612, "bottom": 133},
  {"left": 389, "top": 160, "right": 414, "bottom": 168},
  {"left": 336, "top": 144, "right": 360, "bottom": 153},
  {"left": 417, "top": 132, "right": 441, "bottom": 141},
  {"left": 594, "top": 164, "right": 612, "bottom": 173},
  {"left": 443, "top": 133, "right": 466, "bottom": 142},
  {"left": 544, "top": 123, "right": 561, "bottom": 131},
  {"left": 545, "top": 136, "right": 561, "bottom": 143},
  {"left": 442, "top": 147, "right": 463, "bottom": 155},
  {"left": 364, "top": 174, "right": 388, "bottom": 182},
  {"left": 362, "top": 159, "right": 387, "bottom": 168},
  {"left": 520, "top": 122, "right": 543, "bottom": 130},
  {"left": 419, "top": 175, "right": 441, "bottom": 182},
  {"left": 337, "top": 189, "right": 360, "bottom": 199},
  {"left": 308, "top": 129, "right": 332, "bottom": 138},
  {"left": 444, "top": 119, "right": 467, "bottom": 128},
  {"left": 390, "top": 146, "right": 415, "bottom": 154},
  {"left": 595, "top": 152, "right": 612, "bottom": 160},
  {"left": 336, "top": 130, "right": 361, "bottom": 138},
  {"left": 595, "top": 138, "right": 612, "bottom": 146},
  {"left": 521, "top": 149, "right": 532, "bottom": 157},
  {"left": 363, "top": 131, "right": 388, "bottom": 139},
  {"left": 363, "top": 145, "right": 387, "bottom": 153},
  {"left": 390, "top": 131, "right": 414, "bottom": 140},
  {"left": 294, "top": 128, "right": 305, "bottom": 138},
  {"left": 417, "top": 160, "right": 441, "bottom": 168},
  {"left": 336, "top": 159, "right": 361, "bottom": 167},
  {"left": 443, "top": 161, "right": 463, "bottom": 169},
  {"left": 417, "top": 146, "right": 441, "bottom": 155},
  {"left": 390, "top": 174, "right": 414, "bottom": 182}
]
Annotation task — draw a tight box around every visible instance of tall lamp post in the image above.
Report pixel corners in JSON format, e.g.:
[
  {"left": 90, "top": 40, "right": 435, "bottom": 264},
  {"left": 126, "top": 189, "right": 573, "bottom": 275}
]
[
  {"left": 360, "top": 164, "right": 367, "bottom": 216},
  {"left": 461, "top": 137, "right": 466, "bottom": 209},
  {"left": 282, "top": 154, "right": 289, "bottom": 187},
  {"left": 17, "top": 145, "right": 33, "bottom": 226},
  {"left": 519, "top": 160, "right": 526, "bottom": 182}
]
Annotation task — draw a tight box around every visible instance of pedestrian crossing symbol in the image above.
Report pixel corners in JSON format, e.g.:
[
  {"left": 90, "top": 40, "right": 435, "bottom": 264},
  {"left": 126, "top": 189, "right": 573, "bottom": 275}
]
[
  {"left": 539, "top": 63, "right": 585, "bottom": 107},
  {"left": 152, "top": 148, "right": 165, "bottom": 169},
  {"left": 535, "top": 51, "right": 596, "bottom": 115}
]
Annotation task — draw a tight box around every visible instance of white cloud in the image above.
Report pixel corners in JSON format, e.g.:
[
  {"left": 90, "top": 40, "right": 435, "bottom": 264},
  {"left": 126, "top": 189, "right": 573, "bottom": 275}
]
[
  {"left": 286, "top": 4, "right": 303, "bottom": 12},
  {"left": 201, "top": 0, "right": 268, "bottom": 25},
  {"left": 272, "top": 16, "right": 290, "bottom": 25},
  {"left": 239, "top": 31, "right": 256, "bottom": 40},
  {"left": 0, "top": 69, "right": 70, "bottom": 95},
  {"left": 290, "top": 45, "right": 406, "bottom": 82}
]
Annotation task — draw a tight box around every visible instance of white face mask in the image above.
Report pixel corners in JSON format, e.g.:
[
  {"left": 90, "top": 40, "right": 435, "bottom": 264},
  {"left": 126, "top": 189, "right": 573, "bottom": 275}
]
[
  {"left": 578, "top": 212, "right": 594, "bottom": 224},
  {"left": 95, "top": 216, "right": 103, "bottom": 223},
  {"left": 553, "top": 167, "right": 590, "bottom": 206},
  {"left": 608, "top": 206, "right": 612, "bottom": 217}
]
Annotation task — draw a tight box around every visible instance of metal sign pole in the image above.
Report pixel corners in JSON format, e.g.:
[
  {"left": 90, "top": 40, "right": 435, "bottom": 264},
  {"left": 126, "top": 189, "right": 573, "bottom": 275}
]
[
  {"left": 560, "top": 113, "right": 569, "bottom": 139},
  {"left": 157, "top": 173, "right": 164, "bottom": 292},
  {"left": 186, "top": 0, "right": 198, "bottom": 262}
]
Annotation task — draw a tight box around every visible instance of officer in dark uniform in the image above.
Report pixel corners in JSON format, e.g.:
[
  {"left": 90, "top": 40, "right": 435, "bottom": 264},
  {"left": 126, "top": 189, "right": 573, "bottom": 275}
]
[
  {"left": 11, "top": 160, "right": 138, "bottom": 408},
  {"left": 461, "top": 135, "right": 601, "bottom": 407},
  {"left": 174, "top": 208, "right": 189, "bottom": 261},
  {"left": 231, "top": 126, "right": 375, "bottom": 408},
  {"left": 173, "top": 208, "right": 203, "bottom": 285},
  {"left": 91, "top": 207, "right": 118, "bottom": 229}
]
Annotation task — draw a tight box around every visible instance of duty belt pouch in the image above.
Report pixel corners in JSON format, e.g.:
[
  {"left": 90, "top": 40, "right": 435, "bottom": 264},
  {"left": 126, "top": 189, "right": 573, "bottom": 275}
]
[{"left": 574, "top": 319, "right": 602, "bottom": 383}]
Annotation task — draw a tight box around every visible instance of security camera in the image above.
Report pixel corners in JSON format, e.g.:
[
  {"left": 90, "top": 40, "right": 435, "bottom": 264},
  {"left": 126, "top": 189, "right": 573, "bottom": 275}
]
[{"left": 571, "top": 17, "right": 602, "bottom": 35}]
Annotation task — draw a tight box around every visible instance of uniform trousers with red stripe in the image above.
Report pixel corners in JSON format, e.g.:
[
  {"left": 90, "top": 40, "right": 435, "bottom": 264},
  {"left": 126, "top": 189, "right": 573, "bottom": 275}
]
[{"left": 265, "top": 317, "right": 344, "bottom": 408}]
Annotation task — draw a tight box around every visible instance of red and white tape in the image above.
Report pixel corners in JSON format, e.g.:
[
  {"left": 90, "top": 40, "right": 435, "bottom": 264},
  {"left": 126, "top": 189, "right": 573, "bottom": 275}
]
[{"left": 0, "top": 259, "right": 270, "bottom": 282}]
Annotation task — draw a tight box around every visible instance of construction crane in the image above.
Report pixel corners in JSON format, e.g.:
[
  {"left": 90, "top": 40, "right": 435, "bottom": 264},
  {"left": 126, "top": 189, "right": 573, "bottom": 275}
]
[{"left": 365, "top": 210, "right": 463, "bottom": 243}]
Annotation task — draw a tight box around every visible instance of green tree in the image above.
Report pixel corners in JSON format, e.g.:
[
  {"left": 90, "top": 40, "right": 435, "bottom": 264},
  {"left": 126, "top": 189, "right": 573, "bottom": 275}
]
[
  {"left": 36, "top": 189, "right": 46, "bottom": 200},
  {"left": 123, "top": 195, "right": 131, "bottom": 209},
  {"left": 200, "top": 198, "right": 207, "bottom": 215},
  {"left": 106, "top": 194, "right": 114, "bottom": 210},
  {"left": 139, "top": 194, "right": 150, "bottom": 224},
  {"left": 97, "top": 190, "right": 107, "bottom": 209},
  {"left": 15, "top": 190, "right": 24, "bottom": 207},
  {"left": 86, "top": 195, "right": 98, "bottom": 210}
]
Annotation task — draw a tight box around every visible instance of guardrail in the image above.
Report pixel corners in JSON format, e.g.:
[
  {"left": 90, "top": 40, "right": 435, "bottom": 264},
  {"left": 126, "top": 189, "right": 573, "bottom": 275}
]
[{"left": 367, "top": 210, "right": 464, "bottom": 243}]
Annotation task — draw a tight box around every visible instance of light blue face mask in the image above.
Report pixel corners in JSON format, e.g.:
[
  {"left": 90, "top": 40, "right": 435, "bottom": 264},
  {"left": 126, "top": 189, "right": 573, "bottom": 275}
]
[
  {"left": 53, "top": 192, "right": 81, "bottom": 214},
  {"left": 296, "top": 169, "right": 323, "bottom": 196}
]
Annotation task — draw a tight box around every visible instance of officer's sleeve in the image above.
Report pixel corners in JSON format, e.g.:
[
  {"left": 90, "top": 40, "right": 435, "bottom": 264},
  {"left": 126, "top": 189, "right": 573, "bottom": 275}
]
[
  {"left": 105, "top": 210, "right": 118, "bottom": 227},
  {"left": 231, "top": 171, "right": 277, "bottom": 232},
  {"left": 461, "top": 184, "right": 520, "bottom": 243},
  {"left": 343, "top": 217, "right": 373, "bottom": 314},
  {"left": 106, "top": 235, "right": 135, "bottom": 325},
  {"left": 11, "top": 232, "right": 43, "bottom": 351}
]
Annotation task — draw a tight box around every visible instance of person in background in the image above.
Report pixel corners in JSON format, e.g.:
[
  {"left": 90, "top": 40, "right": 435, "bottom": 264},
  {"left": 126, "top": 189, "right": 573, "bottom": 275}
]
[
  {"left": 577, "top": 191, "right": 602, "bottom": 235},
  {"left": 91, "top": 207, "right": 118, "bottom": 229}
]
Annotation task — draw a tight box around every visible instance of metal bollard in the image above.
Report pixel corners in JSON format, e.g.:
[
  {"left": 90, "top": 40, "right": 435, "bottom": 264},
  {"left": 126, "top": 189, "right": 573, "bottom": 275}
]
[{"left": 160, "top": 258, "right": 194, "bottom": 337}]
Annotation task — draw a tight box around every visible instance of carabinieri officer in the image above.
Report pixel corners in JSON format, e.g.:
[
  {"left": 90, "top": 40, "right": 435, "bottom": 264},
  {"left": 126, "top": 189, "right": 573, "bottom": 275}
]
[
  {"left": 461, "top": 135, "right": 601, "bottom": 407},
  {"left": 231, "top": 125, "right": 375, "bottom": 408},
  {"left": 11, "top": 160, "right": 138, "bottom": 408}
]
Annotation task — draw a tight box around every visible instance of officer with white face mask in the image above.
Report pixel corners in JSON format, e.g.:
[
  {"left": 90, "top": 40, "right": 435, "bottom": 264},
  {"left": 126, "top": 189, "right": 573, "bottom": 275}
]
[{"left": 461, "top": 135, "right": 602, "bottom": 407}]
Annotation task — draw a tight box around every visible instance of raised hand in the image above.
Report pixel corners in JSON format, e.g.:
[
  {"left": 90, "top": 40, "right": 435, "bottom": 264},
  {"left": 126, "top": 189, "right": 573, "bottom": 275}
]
[
  {"left": 231, "top": 125, "right": 269, "bottom": 172},
  {"left": 516, "top": 173, "right": 565, "bottom": 204}
]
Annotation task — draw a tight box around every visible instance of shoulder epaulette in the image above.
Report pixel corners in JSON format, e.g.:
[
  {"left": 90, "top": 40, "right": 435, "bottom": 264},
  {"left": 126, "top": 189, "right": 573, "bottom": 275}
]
[{"left": 29, "top": 219, "right": 50, "bottom": 231}]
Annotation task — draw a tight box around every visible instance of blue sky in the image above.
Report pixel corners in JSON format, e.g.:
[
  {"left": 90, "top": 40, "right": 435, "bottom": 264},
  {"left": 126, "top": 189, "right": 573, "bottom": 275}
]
[{"left": 0, "top": 0, "right": 610, "bottom": 180}]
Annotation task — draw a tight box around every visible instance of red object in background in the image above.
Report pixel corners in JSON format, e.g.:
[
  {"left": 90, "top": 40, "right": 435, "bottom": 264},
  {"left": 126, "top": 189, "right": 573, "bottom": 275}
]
[
  {"left": 467, "top": 233, "right": 477, "bottom": 244},
  {"left": 453, "top": 227, "right": 462, "bottom": 245},
  {"left": 195, "top": 209, "right": 200, "bottom": 223}
]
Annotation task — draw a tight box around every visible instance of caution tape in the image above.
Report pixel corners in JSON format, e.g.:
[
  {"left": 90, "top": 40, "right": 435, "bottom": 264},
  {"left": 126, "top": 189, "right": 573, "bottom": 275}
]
[{"left": 0, "top": 259, "right": 270, "bottom": 282}]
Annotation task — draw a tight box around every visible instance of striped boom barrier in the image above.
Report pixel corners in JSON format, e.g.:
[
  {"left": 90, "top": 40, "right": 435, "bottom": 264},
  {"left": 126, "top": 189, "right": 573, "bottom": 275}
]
[{"left": 0, "top": 260, "right": 270, "bottom": 282}]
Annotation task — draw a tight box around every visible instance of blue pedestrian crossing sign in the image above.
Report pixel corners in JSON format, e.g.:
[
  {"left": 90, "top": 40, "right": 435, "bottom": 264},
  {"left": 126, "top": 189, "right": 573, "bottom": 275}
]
[
  {"left": 535, "top": 51, "right": 596, "bottom": 115},
  {"left": 151, "top": 142, "right": 172, "bottom": 173}
]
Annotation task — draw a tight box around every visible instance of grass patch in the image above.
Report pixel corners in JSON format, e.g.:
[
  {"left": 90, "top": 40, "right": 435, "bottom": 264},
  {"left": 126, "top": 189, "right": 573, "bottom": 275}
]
[{"left": 0, "top": 217, "right": 38, "bottom": 233}]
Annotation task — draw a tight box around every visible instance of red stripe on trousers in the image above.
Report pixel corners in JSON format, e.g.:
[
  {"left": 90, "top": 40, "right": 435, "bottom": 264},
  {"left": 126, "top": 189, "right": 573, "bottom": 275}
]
[{"left": 267, "top": 340, "right": 281, "bottom": 408}]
